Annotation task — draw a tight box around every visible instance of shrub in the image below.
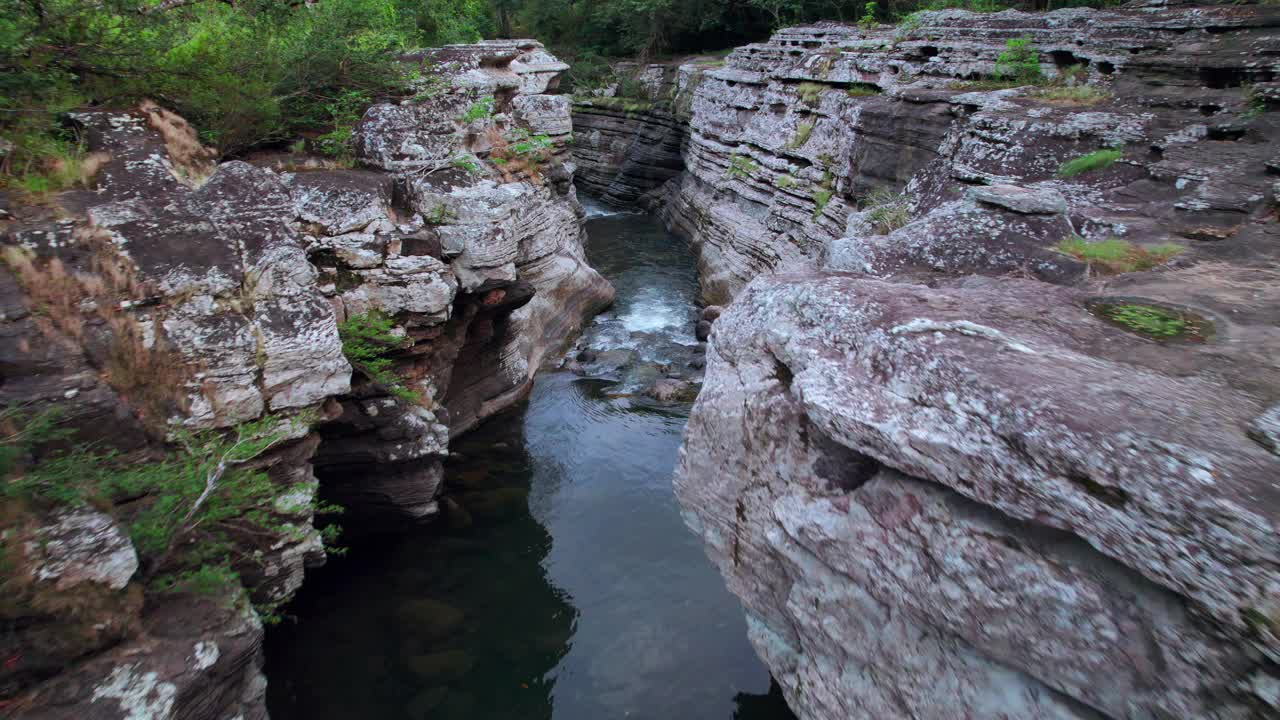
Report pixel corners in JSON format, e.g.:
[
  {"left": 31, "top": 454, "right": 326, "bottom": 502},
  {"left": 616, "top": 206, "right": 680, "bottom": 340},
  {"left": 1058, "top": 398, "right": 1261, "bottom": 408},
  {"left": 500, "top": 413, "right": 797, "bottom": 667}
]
[
  {"left": 1057, "top": 148, "right": 1122, "bottom": 177},
  {"left": 459, "top": 97, "right": 495, "bottom": 124},
  {"left": 846, "top": 84, "right": 881, "bottom": 97},
  {"left": 993, "top": 37, "right": 1042, "bottom": 84},
  {"left": 337, "top": 311, "right": 417, "bottom": 401},
  {"left": 1055, "top": 236, "right": 1181, "bottom": 273},
  {"left": 859, "top": 1, "right": 880, "bottom": 30},
  {"left": 313, "top": 90, "right": 370, "bottom": 165}
]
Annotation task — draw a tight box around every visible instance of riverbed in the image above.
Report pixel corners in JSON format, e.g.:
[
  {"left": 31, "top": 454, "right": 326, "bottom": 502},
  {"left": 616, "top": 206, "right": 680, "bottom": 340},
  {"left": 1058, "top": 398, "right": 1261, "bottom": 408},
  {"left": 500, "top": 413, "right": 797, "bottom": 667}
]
[{"left": 263, "top": 204, "right": 794, "bottom": 720}]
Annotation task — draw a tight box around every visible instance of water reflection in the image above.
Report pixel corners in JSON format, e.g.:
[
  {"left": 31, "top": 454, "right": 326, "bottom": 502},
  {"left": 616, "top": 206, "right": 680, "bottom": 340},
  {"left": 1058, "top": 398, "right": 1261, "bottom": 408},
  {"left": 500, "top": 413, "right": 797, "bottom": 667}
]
[{"left": 264, "top": 208, "right": 794, "bottom": 720}]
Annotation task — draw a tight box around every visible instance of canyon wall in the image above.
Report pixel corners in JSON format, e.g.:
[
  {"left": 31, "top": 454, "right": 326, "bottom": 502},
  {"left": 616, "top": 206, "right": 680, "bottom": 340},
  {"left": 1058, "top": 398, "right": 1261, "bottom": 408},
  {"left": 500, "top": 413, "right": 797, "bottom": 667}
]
[
  {"left": 0, "top": 41, "right": 610, "bottom": 719},
  {"left": 660, "top": 5, "right": 1280, "bottom": 720}
]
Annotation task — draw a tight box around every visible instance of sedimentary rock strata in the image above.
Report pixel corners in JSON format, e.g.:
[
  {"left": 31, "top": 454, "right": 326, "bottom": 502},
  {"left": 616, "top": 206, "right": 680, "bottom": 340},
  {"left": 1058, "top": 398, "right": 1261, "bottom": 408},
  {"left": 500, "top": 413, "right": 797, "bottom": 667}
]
[
  {"left": 1, "top": 40, "right": 610, "bottom": 719},
  {"left": 668, "top": 6, "right": 1280, "bottom": 719}
]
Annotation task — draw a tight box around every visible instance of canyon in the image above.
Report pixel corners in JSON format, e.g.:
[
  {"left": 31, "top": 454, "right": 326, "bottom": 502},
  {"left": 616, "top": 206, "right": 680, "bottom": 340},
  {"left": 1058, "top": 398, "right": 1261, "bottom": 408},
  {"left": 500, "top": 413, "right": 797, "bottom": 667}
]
[{"left": 3, "top": 2, "right": 1280, "bottom": 719}]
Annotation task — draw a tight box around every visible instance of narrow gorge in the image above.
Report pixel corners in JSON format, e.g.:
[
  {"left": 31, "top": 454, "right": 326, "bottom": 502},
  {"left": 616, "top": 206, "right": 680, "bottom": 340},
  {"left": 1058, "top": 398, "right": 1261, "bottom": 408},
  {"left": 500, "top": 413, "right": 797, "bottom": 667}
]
[{"left": 2, "top": 2, "right": 1279, "bottom": 719}]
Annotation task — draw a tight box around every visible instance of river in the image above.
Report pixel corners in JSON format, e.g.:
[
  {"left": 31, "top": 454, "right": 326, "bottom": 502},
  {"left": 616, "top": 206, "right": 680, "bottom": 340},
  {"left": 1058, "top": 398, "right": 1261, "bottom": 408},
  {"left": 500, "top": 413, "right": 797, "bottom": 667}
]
[{"left": 263, "top": 203, "right": 795, "bottom": 720}]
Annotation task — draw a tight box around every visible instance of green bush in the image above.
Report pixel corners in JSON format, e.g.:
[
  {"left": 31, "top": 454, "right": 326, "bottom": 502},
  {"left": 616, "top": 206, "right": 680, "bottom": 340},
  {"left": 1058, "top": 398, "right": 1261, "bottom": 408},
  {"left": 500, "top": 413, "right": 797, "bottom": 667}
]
[
  {"left": 338, "top": 310, "right": 418, "bottom": 401},
  {"left": 0, "top": 0, "right": 495, "bottom": 187},
  {"left": 1, "top": 405, "right": 338, "bottom": 600},
  {"left": 459, "top": 96, "right": 495, "bottom": 124},
  {"left": 1057, "top": 148, "right": 1122, "bottom": 177},
  {"left": 993, "top": 37, "right": 1042, "bottom": 84},
  {"left": 796, "top": 82, "right": 827, "bottom": 106}
]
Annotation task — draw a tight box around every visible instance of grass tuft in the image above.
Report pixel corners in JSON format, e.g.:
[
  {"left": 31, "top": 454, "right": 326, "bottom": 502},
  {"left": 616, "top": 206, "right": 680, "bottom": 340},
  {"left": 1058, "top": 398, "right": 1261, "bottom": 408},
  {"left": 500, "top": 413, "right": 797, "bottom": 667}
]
[
  {"left": 1057, "top": 148, "right": 1122, "bottom": 178},
  {"left": 1055, "top": 236, "right": 1181, "bottom": 273},
  {"left": 787, "top": 121, "right": 815, "bottom": 150}
]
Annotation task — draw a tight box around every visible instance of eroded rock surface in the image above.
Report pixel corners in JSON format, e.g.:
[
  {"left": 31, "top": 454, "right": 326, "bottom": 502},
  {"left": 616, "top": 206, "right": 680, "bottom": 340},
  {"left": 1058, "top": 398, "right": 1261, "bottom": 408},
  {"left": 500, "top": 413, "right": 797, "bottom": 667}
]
[
  {"left": 2, "top": 39, "right": 610, "bottom": 720},
  {"left": 671, "top": 6, "right": 1280, "bottom": 720}
]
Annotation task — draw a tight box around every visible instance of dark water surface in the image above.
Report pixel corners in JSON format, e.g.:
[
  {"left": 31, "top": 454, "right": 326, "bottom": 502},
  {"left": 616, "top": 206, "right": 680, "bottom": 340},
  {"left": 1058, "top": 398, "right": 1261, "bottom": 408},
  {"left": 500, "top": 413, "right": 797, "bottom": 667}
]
[{"left": 264, "top": 205, "right": 794, "bottom": 720}]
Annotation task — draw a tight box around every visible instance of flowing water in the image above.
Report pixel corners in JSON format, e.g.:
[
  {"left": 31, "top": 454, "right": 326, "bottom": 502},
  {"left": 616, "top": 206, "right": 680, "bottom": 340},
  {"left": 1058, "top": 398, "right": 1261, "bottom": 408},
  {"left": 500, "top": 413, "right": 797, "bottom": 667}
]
[{"left": 264, "top": 203, "right": 795, "bottom": 720}]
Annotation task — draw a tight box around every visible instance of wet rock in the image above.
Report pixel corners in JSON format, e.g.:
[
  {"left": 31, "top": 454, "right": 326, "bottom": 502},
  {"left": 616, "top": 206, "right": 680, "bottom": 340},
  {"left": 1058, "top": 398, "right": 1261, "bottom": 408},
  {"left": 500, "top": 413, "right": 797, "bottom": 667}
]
[
  {"left": 700, "top": 305, "right": 724, "bottom": 322},
  {"left": 396, "top": 598, "right": 465, "bottom": 641},
  {"left": 405, "top": 650, "right": 475, "bottom": 683},
  {"left": 642, "top": 378, "right": 695, "bottom": 404},
  {"left": 695, "top": 320, "right": 713, "bottom": 342}
]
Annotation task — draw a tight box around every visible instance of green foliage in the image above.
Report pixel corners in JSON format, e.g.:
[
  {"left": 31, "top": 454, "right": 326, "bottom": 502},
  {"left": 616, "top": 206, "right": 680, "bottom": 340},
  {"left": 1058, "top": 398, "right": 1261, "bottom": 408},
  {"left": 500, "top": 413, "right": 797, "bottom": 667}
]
[
  {"left": 1243, "top": 85, "right": 1269, "bottom": 120},
  {"left": 459, "top": 96, "right": 495, "bottom": 124},
  {"left": 506, "top": 129, "right": 552, "bottom": 157},
  {"left": 863, "top": 187, "right": 910, "bottom": 233},
  {"left": 993, "top": 37, "right": 1042, "bottom": 84},
  {"left": 788, "top": 120, "right": 816, "bottom": 150},
  {"left": 314, "top": 90, "right": 371, "bottom": 164},
  {"left": 1, "top": 0, "right": 495, "bottom": 183},
  {"left": 776, "top": 173, "right": 798, "bottom": 189},
  {"left": 858, "top": 1, "right": 879, "bottom": 29},
  {"left": 451, "top": 155, "right": 482, "bottom": 173},
  {"left": 796, "top": 82, "right": 827, "bottom": 106},
  {"left": 725, "top": 153, "right": 758, "bottom": 180},
  {"left": 2, "top": 406, "right": 335, "bottom": 602},
  {"left": 1057, "top": 148, "right": 1122, "bottom": 177},
  {"left": 1055, "top": 236, "right": 1181, "bottom": 273},
  {"left": 338, "top": 311, "right": 417, "bottom": 401},
  {"left": 846, "top": 84, "right": 881, "bottom": 97},
  {"left": 1097, "top": 304, "right": 1186, "bottom": 339}
]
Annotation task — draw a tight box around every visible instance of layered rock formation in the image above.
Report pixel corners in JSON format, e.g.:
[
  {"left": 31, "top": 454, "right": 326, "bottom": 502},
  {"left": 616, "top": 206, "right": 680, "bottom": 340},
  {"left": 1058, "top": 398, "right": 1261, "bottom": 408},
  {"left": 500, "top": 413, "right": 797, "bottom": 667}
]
[
  {"left": 670, "top": 6, "right": 1280, "bottom": 719},
  {"left": 570, "top": 62, "right": 692, "bottom": 206},
  {"left": 1, "top": 40, "right": 609, "bottom": 719}
]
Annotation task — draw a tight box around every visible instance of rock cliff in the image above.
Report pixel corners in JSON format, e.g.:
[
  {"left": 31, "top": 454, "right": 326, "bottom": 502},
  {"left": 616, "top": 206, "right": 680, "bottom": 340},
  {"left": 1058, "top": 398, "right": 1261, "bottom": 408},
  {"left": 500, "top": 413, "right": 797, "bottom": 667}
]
[
  {"left": 0, "top": 40, "right": 610, "bottom": 719},
  {"left": 666, "top": 5, "right": 1280, "bottom": 720}
]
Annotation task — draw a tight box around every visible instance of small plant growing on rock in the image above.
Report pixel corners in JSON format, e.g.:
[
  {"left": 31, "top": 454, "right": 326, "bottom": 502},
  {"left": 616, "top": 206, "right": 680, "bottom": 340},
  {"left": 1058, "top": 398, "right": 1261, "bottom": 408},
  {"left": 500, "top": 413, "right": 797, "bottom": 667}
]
[
  {"left": 725, "top": 153, "right": 758, "bottom": 180},
  {"left": 1097, "top": 304, "right": 1187, "bottom": 339},
  {"left": 1055, "top": 236, "right": 1182, "bottom": 273},
  {"left": 458, "top": 97, "right": 495, "bottom": 125},
  {"left": 775, "top": 173, "right": 798, "bottom": 190},
  {"left": 450, "top": 155, "right": 482, "bottom": 174},
  {"left": 338, "top": 311, "right": 418, "bottom": 402},
  {"left": 863, "top": 188, "right": 911, "bottom": 233},
  {"left": 993, "top": 37, "right": 1042, "bottom": 85},
  {"left": 796, "top": 82, "right": 826, "bottom": 106},
  {"left": 1, "top": 406, "right": 339, "bottom": 602},
  {"left": 846, "top": 84, "right": 881, "bottom": 97},
  {"left": 787, "top": 120, "right": 815, "bottom": 150},
  {"left": 425, "top": 204, "right": 457, "bottom": 225},
  {"left": 1057, "top": 148, "right": 1123, "bottom": 177}
]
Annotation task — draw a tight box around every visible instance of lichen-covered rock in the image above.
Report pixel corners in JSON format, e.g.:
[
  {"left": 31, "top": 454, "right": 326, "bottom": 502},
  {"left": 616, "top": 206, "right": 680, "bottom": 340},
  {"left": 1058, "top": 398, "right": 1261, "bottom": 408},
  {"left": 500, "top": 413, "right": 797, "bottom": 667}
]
[
  {"left": 669, "top": 8, "right": 1280, "bottom": 717},
  {"left": 1, "top": 38, "right": 612, "bottom": 718},
  {"left": 677, "top": 271, "right": 1280, "bottom": 720},
  {"left": 660, "top": 5, "right": 1280, "bottom": 302}
]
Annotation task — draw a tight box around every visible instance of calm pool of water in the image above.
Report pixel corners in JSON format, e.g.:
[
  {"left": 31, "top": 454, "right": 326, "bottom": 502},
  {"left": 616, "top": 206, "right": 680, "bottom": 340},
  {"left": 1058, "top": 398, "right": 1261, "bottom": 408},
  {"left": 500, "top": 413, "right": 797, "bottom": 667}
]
[{"left": 264, "top": 205, "right": 794, "bottom": 720}]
